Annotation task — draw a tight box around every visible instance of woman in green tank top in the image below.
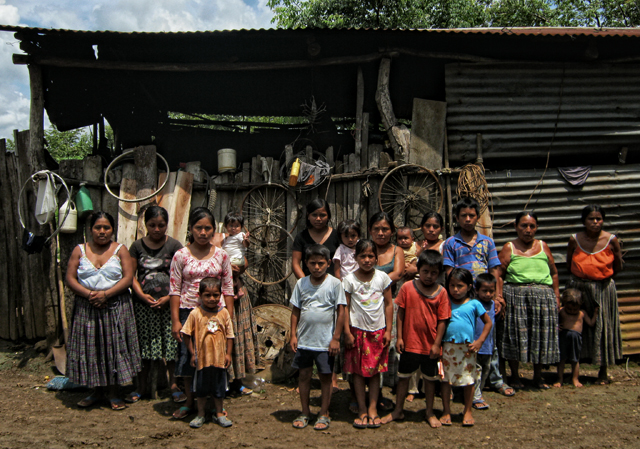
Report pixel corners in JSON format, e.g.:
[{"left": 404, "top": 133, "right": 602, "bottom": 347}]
[{"left": 497, "top": 212, "right": 560, "bottom": 390}]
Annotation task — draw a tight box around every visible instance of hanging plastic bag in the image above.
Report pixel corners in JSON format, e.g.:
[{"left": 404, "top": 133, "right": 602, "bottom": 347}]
[{"left": 34, "top": 172, "right": 57, "bottom": 225}]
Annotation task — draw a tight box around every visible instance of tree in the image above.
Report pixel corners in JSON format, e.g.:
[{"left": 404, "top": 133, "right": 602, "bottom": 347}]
[
  {"left": 44, "top": 127, "right": 93, "bottom": 162},
  {"left": 267, "top": 0, "right": 640, "bottom": 29}
]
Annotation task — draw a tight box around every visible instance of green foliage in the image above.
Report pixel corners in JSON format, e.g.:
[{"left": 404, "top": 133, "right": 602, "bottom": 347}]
[
  {"left": 44, "top": 126, "right": 93, "bottom": 162},
  {"left": 267, "top": 0, "right": 640, "bottom": 28}
]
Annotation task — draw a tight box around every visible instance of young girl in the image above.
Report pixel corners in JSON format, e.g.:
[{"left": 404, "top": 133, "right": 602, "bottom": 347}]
[
  {"left": 220, "top": 212, "right": 250, "bottom": 297},
  {"left": 418, "top": 211, "right": 445, "bottom": 254},
  {"left": 343, "top": 240, "right": 393, "bottom": 429},
  {"left": 333, "top": 219, "right": 361, "bottom": 280},
  {"left": 441, "top": 268, "right": 492, "bottom": 427}
]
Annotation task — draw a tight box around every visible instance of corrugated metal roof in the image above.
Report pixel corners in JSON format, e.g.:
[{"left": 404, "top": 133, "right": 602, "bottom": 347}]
[
  {"left": 445, "top": 62, "right": 640, "bottom": 164},
  {"left": 485, "top": 164, "right": 640, "bottom": 354}
]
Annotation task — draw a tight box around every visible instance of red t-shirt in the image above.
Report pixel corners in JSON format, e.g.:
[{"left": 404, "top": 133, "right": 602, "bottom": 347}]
[{"left": 395, "top": 281, "right": 451, "bottom": 355}]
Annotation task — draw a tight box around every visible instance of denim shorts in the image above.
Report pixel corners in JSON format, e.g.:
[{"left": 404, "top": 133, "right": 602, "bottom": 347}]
[{"left": 292, "top": 348, "right": 335, "bottom": 374}]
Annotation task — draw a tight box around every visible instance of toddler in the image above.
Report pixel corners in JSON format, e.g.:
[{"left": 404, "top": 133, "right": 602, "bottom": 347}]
[
  {"left": 333, "top": 219, "right": 361, "bottom": 279},
  {"left": 397, "top": 226, "right": 419, "bottom": 282},
  {"left": 441, "top": 268, "right": 492, "bottom": 427},
  {"left": 221, "top": 211, "right": 250, "bottom": 296},
  {"left": 554, "top": 289, "right": 597, "bottom": 388},
  {"left": 181, "top": 277, "right": 234, "bottom": 429}
]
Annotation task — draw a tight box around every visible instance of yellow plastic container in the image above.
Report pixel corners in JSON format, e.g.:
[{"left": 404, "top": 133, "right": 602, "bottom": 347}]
[{"left": 289, "top": 158, "right": 300, "bottom": 186}]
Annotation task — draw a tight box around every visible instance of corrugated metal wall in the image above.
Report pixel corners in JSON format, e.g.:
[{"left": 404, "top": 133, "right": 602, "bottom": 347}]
[
  {"left": 485, "top": 165, "right": 640, "bottom": 355},
  {"left": 445, "top": 62, "right": 640, "bottom": 163}
]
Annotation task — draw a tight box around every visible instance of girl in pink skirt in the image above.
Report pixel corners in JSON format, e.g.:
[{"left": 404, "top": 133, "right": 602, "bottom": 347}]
[{"left": 343, "top": 239, "right": 393, "bottom": 429}]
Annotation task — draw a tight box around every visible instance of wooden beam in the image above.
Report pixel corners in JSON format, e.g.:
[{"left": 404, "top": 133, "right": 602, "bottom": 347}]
[
  {"left": 28, "top": 64, "right": 46, "bottom": 171},
  {"left": 355, "top": 66, "right": 364, "bottom": 166},
  {"left": 375, "top": 58, "right": 410, "bottom": 163}
]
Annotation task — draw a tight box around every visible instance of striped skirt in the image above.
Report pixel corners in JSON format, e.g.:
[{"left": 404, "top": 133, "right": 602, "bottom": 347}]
[
  {"left": 500, "top": 283, "right": 560, "bottom": 364},
  {"left": 566, "top": 276, "right": 622, "bottom": 366},
  {"left": 227, "top": 287, "right": 260, "bottom": 381},
  {"left": 66, "top": 293, "right": 142, "bottom": 388}
]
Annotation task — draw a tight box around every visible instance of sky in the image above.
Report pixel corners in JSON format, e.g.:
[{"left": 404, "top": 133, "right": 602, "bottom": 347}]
[{"left": 0, "top": 0, "right": 275, "bottom": 140}]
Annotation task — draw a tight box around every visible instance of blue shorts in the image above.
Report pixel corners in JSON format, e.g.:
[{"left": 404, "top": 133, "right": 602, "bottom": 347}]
[
  {"left": 195, "top": 366, "right": 227, "bottom": 398},
  {"left": 175, "top": 308, "right": 196, "bottom": 378},
  {"left": 292, "top": 348, "right": 334, "bottom": 374}
]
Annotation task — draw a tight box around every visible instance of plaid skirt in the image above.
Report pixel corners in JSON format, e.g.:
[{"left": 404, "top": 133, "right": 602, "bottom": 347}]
[
  {"left": 566, "top": 276, "right": 622, "bottom": 366},
  {"left": 66, "top": 293, "right": 142, "bottom": 388},
  {"left": 227, "top": 287, "right": 259, "bottom": 381},
  {"left": 500, "top": 283, "right": 560, "bottom": 364}
]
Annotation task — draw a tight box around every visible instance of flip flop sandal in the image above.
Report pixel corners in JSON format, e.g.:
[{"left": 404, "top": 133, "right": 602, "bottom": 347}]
[
  {"left": 292, "top": 414, "right": 310, "bottom": 429},
  {"left": 125, "top": 392, "right": 142, "bottom": 403},
  {"left": 497, "top": 385, "right": 516, "bottom": 396},
  {"left": 239, "top": 386, "right": 253, "bottom": 395},
  {"left": 367, "top": 415, "right": 382, "bottom": 428},
  {"left": 189, "top": 415, "right": 206, "bottom": 428},
  {"left": 110, "top": 398, "right": 126, "bottom": 411},
  {"left": 314, "top": 415, "right": 331, "bottom": 431},
  {"left": 215, "top": 415, "right": 233, "bottom": 428},
  {"left": 173, "top": 406, "right": 192, "bottom": 420},
  {"left": 536, "top": 383, "right": 551, "bottom": 390},
  {"left": 172, "top": 391, "right": 188, "bottom": 403},
  {"left": 353, "top": 415, "right": 368, "bottom": 429},
  {"left": 77, "top": 395, "right": 101, "bottom": 408},
  {"left": 472, "top": 400, "right": 490, "bottom": 410}
]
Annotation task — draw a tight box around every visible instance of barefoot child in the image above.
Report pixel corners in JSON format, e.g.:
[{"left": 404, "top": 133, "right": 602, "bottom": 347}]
[
  {"left": 441, "top": 268, "right": 492, "bottom": 427},
  {"left": 381, "top": 250, "right": 451, "bottom": 428},
  {"left": 472, "top": 274, "right": 515, "bottom": 411},
  {"left": 290, "top": 245, "right": 346, "bottom": 430},
  {"left": 333, "top": 219, "right": 361, "bottom": 280},
  {"left": 554, "top": 289, "right": 598, "bottom": 388},
  {"left": 343, "top": 240, "right": 393, "bottom": 429},
  {"left": 181, "top": 277, "right": 234, "bottom": 428},
  {"left": 220, "top": 212, "right": 250, "bottom": 297}
]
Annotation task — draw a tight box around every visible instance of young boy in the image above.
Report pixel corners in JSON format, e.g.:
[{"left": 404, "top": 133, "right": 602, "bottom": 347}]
[
  {"left": 381, "top": 250, "right": 451, "bottom": 428},
  {"left": 181, "top": 277, "right": 234, "bottom": 429},
  {"left": 397, "top": 226, "right": 419, "bottom": 281},
  {"left": 554, "top": 289, "right": 598, "bottom": 388},
  {"left": 472, "top": 273, "right": 515, "bottom": 410},
  {"left": 290, "top": 244, "right": 346, "bottom": 430}
]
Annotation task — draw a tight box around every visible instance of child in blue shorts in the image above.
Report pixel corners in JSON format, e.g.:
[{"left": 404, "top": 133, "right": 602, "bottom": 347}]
[{"left": 290, "top": 244, "right": 346, "bottom": 431}]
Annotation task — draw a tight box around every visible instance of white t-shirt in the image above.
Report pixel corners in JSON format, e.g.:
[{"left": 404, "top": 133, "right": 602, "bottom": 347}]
[
  {"left": 222, "top": 232, "right": 246, "bottom": 263},
  {"left": 342, "top": 269, "right": 392, "bottom": 332},
  {"left": 333, "top": 243, "right": 357, "bottom": 279},
  {"left": 289, "top": 275, "right": 347, "bottom": 351}
]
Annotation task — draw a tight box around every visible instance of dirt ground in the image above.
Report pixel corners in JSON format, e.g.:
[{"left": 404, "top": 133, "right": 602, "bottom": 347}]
[{"left": 1, "top": 340, "right": 639, "bottom": 449}]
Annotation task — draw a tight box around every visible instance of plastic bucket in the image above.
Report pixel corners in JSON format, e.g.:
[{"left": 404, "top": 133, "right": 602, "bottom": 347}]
[
  {"left": 218, "top": 148, "right": 236, "bottom": 173},
  {"left": 59, "top": 199, "right": 77, "bottom": 233},
  {"left": 76, "top": 185, "right": 94, "bottom": 219}
]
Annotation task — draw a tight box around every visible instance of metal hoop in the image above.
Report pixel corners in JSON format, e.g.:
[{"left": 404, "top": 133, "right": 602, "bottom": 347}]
[{"left": 104, "top": 149, "right": 171, "bottom": 202}]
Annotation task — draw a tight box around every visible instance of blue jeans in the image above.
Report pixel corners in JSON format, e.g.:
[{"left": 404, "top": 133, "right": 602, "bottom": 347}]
[{"left": 473, "top": 346, "right": 507, "bottom": 402}]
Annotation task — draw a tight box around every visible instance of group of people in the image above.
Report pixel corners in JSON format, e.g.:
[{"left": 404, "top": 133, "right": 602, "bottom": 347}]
[
  {"left": 288, "top": 197, "right": 623, "bottom": 430},
  {"left": 64, "top": 205, "right": 258, "bottom": 428},
  {"left": 62, "top": 193, "right": 623, "bottom": 431}
]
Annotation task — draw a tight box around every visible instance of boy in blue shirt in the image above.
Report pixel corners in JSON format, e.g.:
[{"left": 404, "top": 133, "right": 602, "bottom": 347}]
[{"left": 290, "top": 244, "right": 346, "bottom": 431}]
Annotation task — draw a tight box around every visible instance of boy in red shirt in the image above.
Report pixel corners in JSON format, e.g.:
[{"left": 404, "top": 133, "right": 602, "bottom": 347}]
[{"left": 381, "top": 250, "right": 451, "bottom": 428}]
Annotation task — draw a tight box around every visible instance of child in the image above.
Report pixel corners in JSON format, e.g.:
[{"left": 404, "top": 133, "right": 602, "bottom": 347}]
[
  {"left": 180, "top": 277, "right": 234, "bottom": 429},
  {"left": 554, "top": 289, "right": 598, "bottom": 388},
  {"left": 290, "top": 244, "right": 346, "bottom": 430},
  {"left": 220, "top": 211, "right": 250, "bottom": 298},
  {"left": 472, "top": 274, "right": 515, "bottom": 411},
  {"left": 441, "top": 268, "right": 492, "bottom": 427},
  {"left": 381, "top": 250, "right": 451, "bottom": 428},
  {"left": 342, "top": 240, "right": 393, "bottom": 429},
  {"left": 397, "top": 226, "right": 419, "bottom": 282},
  {"left": 333, "top": 219, "right": 360, "bottom": 280}
]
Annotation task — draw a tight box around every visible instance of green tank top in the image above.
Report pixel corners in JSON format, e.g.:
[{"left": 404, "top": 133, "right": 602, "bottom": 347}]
[{"left": 505, "top": 241, "right": 553, "bottom": 285}]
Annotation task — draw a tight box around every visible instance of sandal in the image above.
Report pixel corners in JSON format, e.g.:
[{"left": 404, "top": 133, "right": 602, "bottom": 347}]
[
  {"left": 77, "top": 395, "right": 101, "bottom": 408},
  {"left": 172, "top": 406, "right": 192, "bottom": 420},
  {"left": 292, "top": 414, "right": 309, "bottom": 429},
  {"left": 496, "top": 384, "right": 516, "bottom": 396},
  {"left": 353, "top": 414, "right": 368, "bottom": 429},
  {"left": 239, "top": 386, "right": 253, "bottom": 395},
  {"left": 125, "top": 392, "right": 142, "bottom": 403},
  {"left": 172, "top": 391, "right": 187, "bottom": 403},
  {"left": 215, "top": 415, "right": 233, "bottom": 427},
  {"left": 314, "top": 415, "right": 331, "bottom": 431},
  {"left": 189, "top": 415, "right": 206, "bottom": 428},
  {"left": 110, "top": 398, "right": 126, "bottom": 411},
  {"left": 472, "top": 400, "right": 489, "bottom": 410},
  {"left": 368, "top": 415, "right": 382, "bottom": 428}
]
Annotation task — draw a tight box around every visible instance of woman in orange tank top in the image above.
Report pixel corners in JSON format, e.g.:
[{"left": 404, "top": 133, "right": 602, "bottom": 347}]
[{"left": 566, "top": 205, "right": 623, "bottom": 384}]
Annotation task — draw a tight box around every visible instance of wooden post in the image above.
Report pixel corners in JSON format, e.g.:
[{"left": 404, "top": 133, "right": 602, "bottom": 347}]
[
  {"left": 28, "top": 64, "right": 46, "bottom": 172},
  {"left": 335, "top": 158, "right": 344, "bottom": 225},
  {"left": 285, "top": 145, "right": 297, "bottom": 300},
  {"left": 325, "top": 147, "right": 335, "bottom": 223},
  {"left": 134, "top": 145, "right": 158, "bottom": 240},
  {"left": 117, "top": 163, "right": 138, "bottom": 249},
  {"left": 355, "top": 66, "right": 365, "bottom": 168},
  {"left": 375, "top": 58, "right": 410, "bottom": 163},
  {"left": 367, "top": 145, "right": 383, "bottom": 237},
  {"left": 408, "top": 98, "right": 446, "bottom": 169},
  {"left": 444, "top": 133, "right": 454, "bottom": 237}
]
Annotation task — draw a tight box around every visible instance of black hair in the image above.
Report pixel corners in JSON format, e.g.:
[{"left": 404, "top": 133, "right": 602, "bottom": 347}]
[
  {"left": 475, "top": 273, "right": 497, "bottom": 290},
  {"left": 199, "top": 277, "right": 222, "bottom": 294},
  {"left": 355, "top": 239, "right": 377, "bottom": 258},
  {"left": 337, "top": 219, "right": 361, "bottom": 238},
  {"left": 368, "top": 211, "right": 396, "bottom": 234},
  {"left": 396, "top": 226, "right": 414, "bottom": 239},
  {"left": 89, "top": 211, "right": 115, "bottom": 229},
  {"left": 447, "top": 267, "right": 475, "bottom": 299},
  {"left": 224, "top": 210, "right": 244, "bottom": 227},
  {"left": 581, "top": 204, "right": 605, "bottom": 223},
  {"left": 189, "top": 207, "right": 216, "bottom": 230},
  {"left": 305, "top": 198, "right": 331, "bottom": 228},
  {"left": 305, "top": 244, "right": 331, "bottom": 262},
  {"left": 420, "top": 211, "right": 444, "bottom": 228},
  {"left": 515, "top": 211, "right": 538, "bottom": 226},
  {"left": 453, "top": 197, "right": 481, "bottom": 217},
  {"left": 144, "top": 205, "right": 169, "bottom": 224},
  {"left": 562, "top": 288, "right": 582, "bottom": 307},
  {"left": 417, "top": 249, "right": 443, "bottom": 273}
]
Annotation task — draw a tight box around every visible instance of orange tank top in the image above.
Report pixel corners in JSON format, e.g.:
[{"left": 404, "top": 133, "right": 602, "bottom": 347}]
[{"left": 570, "top": 233, "right": 615, "bottom": 281}]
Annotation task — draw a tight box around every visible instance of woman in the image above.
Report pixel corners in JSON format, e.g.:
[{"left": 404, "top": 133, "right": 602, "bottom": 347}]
[
  {"left": 128, "top": 206, "right": 184, "bottom": 403},
  {"left": 292, "top": 199, "right": 341, "bottom": 279},
  {"left": 66, "top": 212, "right": 140, "bottom": 410},
  {"left": 498, "top": 212, "right": 560, "bottom": 389},
  {"left": 169, "top": 207, "right": 234, "bottom": 419},
  {"left": 566, "top": 205, "right": 623, "bottom": 384}
]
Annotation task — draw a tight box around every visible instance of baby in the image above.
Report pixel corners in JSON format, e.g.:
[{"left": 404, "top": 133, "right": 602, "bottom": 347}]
[
  {"left": 221, "top": 211, "right": 250, "bottom": 297},
  {"left": 554, "top": 289, "right": 598, "bottom": 388},
  {"left": 397, "top": 226, "right": 418, "bottom": 281}
]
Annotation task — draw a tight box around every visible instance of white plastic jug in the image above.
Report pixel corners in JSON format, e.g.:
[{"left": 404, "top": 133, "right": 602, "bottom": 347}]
[{"left": 58, "top": 199, "right": 77, "bottom": 233}]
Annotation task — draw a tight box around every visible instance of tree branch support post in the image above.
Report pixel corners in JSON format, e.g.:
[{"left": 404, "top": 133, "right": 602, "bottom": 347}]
[{"left": 375, "top": 58, "right": 410, "bottom": 164}]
